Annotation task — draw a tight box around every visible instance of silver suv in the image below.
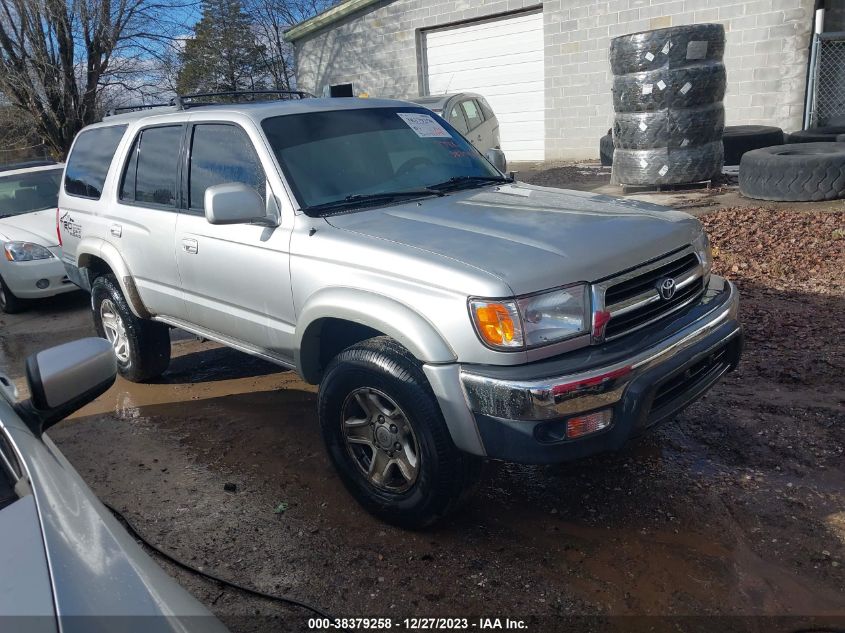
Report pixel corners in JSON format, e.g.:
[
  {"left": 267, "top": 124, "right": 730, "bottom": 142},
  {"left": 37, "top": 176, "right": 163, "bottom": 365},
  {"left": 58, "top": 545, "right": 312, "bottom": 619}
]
[{"left": 58, "top": 94, "right": 743, "bottom": 528}]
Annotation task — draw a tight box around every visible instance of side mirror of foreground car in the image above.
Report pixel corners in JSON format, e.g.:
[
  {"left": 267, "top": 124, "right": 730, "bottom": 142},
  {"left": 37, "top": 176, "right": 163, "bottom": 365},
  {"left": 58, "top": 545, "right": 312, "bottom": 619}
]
[
  {"left": 485, "top": 148, "right": 507, "bottom": 173},
  {"left": 204, "top": 182, "right": 270, "bottom": 225},
  {"left": 18, "top": 338, "right": 116, "bottom": 436}
]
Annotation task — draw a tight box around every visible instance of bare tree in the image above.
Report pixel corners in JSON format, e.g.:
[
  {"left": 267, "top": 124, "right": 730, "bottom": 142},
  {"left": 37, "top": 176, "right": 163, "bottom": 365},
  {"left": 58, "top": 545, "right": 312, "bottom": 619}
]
[
  {"left": 0, "top": 0, "right": 196, "bottom": 157},
  {"left": 244, "top": 0, "right": 334, "bottom": 91}
]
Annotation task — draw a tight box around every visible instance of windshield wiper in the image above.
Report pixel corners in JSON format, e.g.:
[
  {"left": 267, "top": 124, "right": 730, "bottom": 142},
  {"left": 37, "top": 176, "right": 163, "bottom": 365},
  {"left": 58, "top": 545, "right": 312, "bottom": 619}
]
[
  {"left": 303, "top": 188, "right": 444, "bottom": 215},
  {"left": 429, "top": 175, "right": 511, "bottom": 192}
]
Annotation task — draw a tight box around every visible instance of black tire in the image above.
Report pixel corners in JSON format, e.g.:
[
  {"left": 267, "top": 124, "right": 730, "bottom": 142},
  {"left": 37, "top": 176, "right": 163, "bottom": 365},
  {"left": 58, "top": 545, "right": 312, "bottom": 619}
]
[
  {"left": 0, "top": 276, "right": 27, "bottom": 314},
  {"left": 600, "top": 132, "right": 614, "bottom": 166},
  {"left": 610, "top": 23, "right": 725, "bottom": 75},
  {"left": 738, "top": 142, "right": 845, "bottom": 202},
  {"left": 838, "top": 134, "right": 845, "bottom": 143},
  {"left": 786, "top": 126, "right": 845, "bottom": 143},
  {"left": 318, "top": 336, "right": 481, "bottom": 529},
  {"left": 722, "top": 125, "right": 785, "bottom": 165},
  {"left": 91, "top": 274, "right": 171, "bottom": 382},
  {"left": 612, "top": 62, "right": 727, "bottom": 113},
  {"left": 613, "top": 103, "right": 724, "bottom": 150},
  {"left": 612, "top": 141, "right": 724, "bottom": 186}
]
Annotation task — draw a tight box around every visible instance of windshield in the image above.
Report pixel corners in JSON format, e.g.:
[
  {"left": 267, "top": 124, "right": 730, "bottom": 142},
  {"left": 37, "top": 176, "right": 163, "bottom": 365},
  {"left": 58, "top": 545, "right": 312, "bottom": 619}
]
[
  {"left": 261, "top": 107, "right": 503, "bottom": 213},
  {"left": 0, "top": 168, "right": 62, "bottom": 218}
]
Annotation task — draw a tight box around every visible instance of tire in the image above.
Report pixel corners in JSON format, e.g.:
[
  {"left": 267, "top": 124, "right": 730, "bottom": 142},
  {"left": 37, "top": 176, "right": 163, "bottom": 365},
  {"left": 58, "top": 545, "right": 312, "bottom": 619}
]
[
  {"left": 786, "top": 126, "right": 845, "bottom": 143},
  {"left": 610, "top": 23, "right": 726, "bottom": 75},
  {"left": 612, "top": 141, "right": 724, "bottom": 186},
  {"left": 91, "top": 274, "right": 171, "bottom": 382},
  {"left": 0, "top": 276, "right": 27, "bottom": 314},
  {"left": 722, "top": 125, "right": 785, "bottom": 165},
  {"left": 600, "top": 132, "right": 614, "bottom": 166},
  {"left": 318, "top": 336, "right": 481, "bottom": 529},
  {"left": 613, "top": 103, "right": 724, "bottom": 150},
  {"left": 612, "top": 62, "right": 727, "bottom": 113},
  {"left": 738, "top": 142, "right": 845, "bottom": 202},
  {"left": 838, "top": 134, "right": 845, "bottom": 143}
]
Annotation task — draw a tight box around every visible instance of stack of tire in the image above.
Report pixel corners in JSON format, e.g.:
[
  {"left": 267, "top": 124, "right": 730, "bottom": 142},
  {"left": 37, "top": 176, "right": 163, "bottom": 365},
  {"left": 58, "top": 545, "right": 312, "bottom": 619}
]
[{"left": 609, "top": 24, "right": 726, "bottom": 186}]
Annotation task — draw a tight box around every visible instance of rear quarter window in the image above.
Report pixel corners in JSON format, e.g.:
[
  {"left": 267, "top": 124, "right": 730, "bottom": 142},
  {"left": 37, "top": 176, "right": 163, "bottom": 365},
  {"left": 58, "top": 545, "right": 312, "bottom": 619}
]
[{"left": 64, "top": 125, "right": 127, "bottom": 199}]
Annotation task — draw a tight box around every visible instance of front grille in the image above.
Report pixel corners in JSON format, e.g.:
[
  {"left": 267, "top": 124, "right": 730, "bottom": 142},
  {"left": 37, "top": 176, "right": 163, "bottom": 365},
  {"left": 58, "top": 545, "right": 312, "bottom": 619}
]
[
  {"left": 651, "top": 344, "right": 731, "bottom": 412},
  {"left": 603, "top": 251, "right": 704, "bottom": 340}
]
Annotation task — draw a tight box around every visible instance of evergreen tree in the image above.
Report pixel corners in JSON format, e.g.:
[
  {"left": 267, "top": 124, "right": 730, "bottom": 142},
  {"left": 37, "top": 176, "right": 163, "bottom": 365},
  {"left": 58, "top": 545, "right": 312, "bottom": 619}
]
[{"left": 177, "top": 0, "right": 266, "bottom": 95}]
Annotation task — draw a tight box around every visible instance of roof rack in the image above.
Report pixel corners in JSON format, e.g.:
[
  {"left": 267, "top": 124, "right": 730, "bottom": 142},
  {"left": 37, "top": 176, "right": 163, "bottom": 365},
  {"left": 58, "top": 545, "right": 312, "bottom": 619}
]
[
  {"left": 105, "top": 102, "right": 174, "bottom": 117},
  {"left": 173, "top": 90, "right": 313, "bottom": 109}
]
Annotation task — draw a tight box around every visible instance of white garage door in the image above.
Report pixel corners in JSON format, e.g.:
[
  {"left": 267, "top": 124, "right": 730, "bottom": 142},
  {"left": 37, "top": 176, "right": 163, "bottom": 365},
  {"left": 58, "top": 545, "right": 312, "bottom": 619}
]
[{"left": 423, "top": 11, "right": 545, "bottom": 162}]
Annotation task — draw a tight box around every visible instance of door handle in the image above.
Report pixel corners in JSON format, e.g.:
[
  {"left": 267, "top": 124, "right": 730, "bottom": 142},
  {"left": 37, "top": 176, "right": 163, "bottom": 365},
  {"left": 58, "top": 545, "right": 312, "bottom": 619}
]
[
  {"left": 110, "top": 224, "right": 122, "bottom": 238},
  {"left": 182, "top": 238, "right": 198, "bottom": 254}
]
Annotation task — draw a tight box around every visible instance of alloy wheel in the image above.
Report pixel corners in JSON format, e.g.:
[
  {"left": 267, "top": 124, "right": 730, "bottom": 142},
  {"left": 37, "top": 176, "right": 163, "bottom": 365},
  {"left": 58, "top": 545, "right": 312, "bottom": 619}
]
[
  {"left": 341, "top": 387, "right": 420, "bottom": 492},
  {"left": 100, "top": 298, "right": 131, "bottom": 363}
]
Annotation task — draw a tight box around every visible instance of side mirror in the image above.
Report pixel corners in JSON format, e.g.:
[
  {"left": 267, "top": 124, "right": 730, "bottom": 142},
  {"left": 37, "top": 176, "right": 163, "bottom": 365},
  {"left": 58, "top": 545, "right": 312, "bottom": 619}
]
[
  {"left": 205, "top": 183, "right": 267, "bottom": 225},
  {"left": 20, "top": 338, "right": 116, "bottom": 436},
  {"left": 485, "top": 148, "right": 507, "bottom": 173}
]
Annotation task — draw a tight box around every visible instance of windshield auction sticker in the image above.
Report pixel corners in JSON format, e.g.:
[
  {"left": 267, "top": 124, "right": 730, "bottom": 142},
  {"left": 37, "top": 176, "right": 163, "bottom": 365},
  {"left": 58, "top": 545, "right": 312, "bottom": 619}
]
[{"left": 397, "top": 112, "right": 451, "bottom": 138}]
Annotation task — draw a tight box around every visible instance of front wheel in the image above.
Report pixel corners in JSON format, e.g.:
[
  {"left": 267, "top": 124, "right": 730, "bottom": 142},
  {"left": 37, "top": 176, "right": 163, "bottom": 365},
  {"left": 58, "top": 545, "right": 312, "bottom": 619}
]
[
  {"left": 0, "top": 276, "right": 27, "bottom": 314},
  {"left": 318, "top": 337, "right": 480, "bottom": 529},
  {"left": 91, "top": 274, "right": 171, "bottom": 382}
]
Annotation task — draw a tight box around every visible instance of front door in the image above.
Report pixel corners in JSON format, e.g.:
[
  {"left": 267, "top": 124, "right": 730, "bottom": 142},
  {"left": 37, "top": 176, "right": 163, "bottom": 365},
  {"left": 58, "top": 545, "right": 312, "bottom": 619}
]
[{"left": 175, "top": 122, "right": 295, "bottom": 362}]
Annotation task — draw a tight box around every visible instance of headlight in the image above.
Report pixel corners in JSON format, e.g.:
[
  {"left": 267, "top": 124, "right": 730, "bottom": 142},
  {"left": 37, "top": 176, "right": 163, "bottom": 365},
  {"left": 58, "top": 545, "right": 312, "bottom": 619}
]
[
  {"left": 3, "top": 241, "right": 55, "bottom": 262},
  {"left": 693, "top": 232, "right": 713, "bottom": 276},
  {"left": 470, "top": 283, "right": 590, "bottom": 350}
]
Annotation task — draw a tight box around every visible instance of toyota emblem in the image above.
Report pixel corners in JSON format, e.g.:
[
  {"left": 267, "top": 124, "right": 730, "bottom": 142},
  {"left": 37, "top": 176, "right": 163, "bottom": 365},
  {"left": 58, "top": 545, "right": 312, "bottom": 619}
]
[{"left": 657, "top": 277, "right": 677, "bottom": 300}]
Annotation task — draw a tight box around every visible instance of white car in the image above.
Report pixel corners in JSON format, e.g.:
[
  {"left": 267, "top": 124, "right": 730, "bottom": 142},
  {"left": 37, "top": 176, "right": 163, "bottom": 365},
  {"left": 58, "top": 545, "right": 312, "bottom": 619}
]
[{"left": 0, "top": 162, "right": 76, "bottom": 313}]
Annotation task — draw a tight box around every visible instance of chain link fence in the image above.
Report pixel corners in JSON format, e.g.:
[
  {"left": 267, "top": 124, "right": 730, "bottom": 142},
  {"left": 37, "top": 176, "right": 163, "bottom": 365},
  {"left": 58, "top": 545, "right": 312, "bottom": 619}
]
[{"left": 807, "top": 31, "right": 845, "bottom": 127}]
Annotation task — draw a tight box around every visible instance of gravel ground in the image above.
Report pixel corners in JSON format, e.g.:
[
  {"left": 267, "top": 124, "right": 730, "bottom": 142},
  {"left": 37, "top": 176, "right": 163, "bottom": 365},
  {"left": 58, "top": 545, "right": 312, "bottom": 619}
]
[{"left": 2, "top": 184, "right": 844, "bottom": 633}]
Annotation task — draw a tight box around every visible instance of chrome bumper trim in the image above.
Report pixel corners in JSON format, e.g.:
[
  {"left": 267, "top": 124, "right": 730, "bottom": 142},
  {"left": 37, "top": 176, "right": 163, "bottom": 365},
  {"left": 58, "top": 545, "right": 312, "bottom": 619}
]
[{"left": 461, "top": 278, "right": 740, "bottom": 421}]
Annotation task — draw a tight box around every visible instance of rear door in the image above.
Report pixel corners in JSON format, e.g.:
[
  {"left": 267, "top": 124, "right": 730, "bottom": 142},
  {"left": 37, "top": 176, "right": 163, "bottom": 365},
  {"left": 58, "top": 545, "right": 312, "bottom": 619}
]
[
  {"left": 112, "top": 124, "right": 187, "bottom": 319},
  {"left": 174, "top": 120, "right": 295, "bottom": 359}
]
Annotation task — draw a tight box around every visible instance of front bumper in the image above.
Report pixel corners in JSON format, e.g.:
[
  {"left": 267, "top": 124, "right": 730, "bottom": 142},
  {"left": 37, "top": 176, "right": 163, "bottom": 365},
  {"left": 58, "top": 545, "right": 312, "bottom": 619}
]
[
  {"left": 1, "top": 257, "right": 77, "bottom": 299},
  {"left": 458, "top": 275, "right": 742, "bottom": 464}
]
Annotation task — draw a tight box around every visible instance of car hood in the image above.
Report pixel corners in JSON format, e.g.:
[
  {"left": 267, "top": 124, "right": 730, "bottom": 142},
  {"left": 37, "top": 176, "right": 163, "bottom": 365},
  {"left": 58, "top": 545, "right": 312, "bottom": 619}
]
[
  {"left": 0, "top": 208, "right": 59, "bottom": 247},
  {"left": 325, "top": 182, "right": 703, "bottom": 295}
]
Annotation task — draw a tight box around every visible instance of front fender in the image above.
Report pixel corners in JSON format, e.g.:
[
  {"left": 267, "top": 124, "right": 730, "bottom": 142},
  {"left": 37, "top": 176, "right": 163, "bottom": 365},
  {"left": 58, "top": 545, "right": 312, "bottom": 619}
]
[{"left": 295, "top": 288, "right": 457, "bottom": 382}]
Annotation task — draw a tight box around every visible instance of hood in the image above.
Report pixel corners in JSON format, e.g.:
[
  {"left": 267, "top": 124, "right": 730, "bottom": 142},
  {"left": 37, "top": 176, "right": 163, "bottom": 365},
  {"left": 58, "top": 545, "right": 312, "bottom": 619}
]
[
  {"left": 0, "top": 209, "right": 59, "bottom": 247},
  {"left": 326, "top": 182, "right": 703, "bottom": 295}
]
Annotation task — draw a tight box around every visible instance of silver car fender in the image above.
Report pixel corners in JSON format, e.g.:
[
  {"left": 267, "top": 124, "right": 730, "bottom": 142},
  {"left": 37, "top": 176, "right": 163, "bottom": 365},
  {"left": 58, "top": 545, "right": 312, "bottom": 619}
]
[
  {"left": 295, "top": 287, "right": 457, "bottom": 383},
  {"left": 77, "top": 239, "right": 150, "bottom": 319}
]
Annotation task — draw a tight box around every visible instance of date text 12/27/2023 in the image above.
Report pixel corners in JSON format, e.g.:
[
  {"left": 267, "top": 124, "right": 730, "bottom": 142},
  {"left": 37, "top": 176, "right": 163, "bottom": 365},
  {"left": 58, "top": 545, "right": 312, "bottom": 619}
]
[{"left": 307, "top": 618, "right": 528, "bottom": 630}]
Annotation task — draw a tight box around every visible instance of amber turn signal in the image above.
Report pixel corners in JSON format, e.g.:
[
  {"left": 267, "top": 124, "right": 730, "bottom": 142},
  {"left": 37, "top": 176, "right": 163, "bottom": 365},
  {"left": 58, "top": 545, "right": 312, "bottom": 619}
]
[{"left": 470, "top": 300, "right": 523, "bottom": 349}]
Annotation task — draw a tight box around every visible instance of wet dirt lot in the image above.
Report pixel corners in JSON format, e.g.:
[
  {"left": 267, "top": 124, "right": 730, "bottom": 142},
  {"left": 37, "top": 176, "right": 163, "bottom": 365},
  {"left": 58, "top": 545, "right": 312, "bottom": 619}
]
[{"left": 1, "top": 179, "right": 844, "bottom": 633}]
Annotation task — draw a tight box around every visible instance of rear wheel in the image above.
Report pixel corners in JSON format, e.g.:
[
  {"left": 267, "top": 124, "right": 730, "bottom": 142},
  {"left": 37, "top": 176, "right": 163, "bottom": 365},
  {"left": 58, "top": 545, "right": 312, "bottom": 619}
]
[
  {"left": 91, "top": 274, "right": 171, "bottom": 382},
  {"left": 318, "top": 337, "right": 480, "bottom": 529},
  {"left": 0, "top": 276, "right": 26, "bottom": 314}
]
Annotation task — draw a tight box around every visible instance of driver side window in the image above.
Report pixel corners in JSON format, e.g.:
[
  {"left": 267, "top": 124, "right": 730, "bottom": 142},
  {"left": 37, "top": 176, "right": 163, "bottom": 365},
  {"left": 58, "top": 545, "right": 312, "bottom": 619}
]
[{"left": 188, "top": 124, "right": 266, "bottom": 212}]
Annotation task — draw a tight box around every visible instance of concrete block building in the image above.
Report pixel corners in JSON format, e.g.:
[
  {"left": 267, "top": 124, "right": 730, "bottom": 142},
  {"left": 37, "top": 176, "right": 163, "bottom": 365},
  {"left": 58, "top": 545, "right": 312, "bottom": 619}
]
[{"left": 286, "top": 0, "right": 842, "bottom": 162}]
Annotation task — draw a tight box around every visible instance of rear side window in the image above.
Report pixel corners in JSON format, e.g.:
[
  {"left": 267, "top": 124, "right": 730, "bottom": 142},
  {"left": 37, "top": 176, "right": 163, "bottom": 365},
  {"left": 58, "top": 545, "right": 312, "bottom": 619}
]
[
  {"left": 64, "top": 125, "right": 127, "bottom": 199},
  {"left": 478, "top": 97, "right": 495, "bottom": 121},
  {"left": 449, "top": 105, "right": 469, "bottom": 134},
  {"left": 119, "top": 125, "right": 182, "bottom": 208},
  {"left": 188, "top": 124, "right": 265, "bottom": 211},
  {"left": 461, "top": 100, "right": 484, "bottom": 131}
]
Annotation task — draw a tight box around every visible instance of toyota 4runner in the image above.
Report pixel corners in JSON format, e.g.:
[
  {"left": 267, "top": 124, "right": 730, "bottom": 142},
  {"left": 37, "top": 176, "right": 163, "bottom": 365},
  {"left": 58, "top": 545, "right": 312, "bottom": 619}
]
[{"left": 58, "top": 94, "right": 742, "bottom": 528}]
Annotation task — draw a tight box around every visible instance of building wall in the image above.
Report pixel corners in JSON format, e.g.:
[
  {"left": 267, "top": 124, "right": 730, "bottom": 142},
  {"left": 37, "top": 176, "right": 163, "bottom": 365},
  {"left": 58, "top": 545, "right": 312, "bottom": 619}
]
[{"left": 293, "top": 0, "right": 816, "bottom": 161}]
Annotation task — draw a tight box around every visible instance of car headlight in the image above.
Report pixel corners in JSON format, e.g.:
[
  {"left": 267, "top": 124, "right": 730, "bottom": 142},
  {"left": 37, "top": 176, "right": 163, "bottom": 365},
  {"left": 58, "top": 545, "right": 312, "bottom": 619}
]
[
  {"left": 3, "top": 241, "right": 55, "bottom": 262},
  {"left": 470, "top": 283, "right": 590, "bottom": 350},
  {"left": 693, "top": 232, "right": 713, "bottom": 277}
]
